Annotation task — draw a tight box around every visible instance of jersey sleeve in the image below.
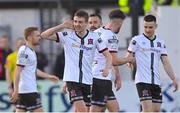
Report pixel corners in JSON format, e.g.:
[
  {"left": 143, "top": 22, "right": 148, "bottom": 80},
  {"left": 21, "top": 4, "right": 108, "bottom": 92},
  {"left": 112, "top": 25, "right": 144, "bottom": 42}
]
[
  {"left": 106, "top": 34, "right": 119, "bottom": 53},
  {"left": 161, "top": 41, "right": 168, "bottom": 56},
  {"left": 16, "top": 49, "right": 28, "bottom": 67},
  {"left": 95, "top": 34, "right": 108, "bottom": 53},
  {"left": 128, "top": 37, "right": 138, "bottom": 53},
  {"left": 56, "top": 30, "right": 70, "bottom": 44}
]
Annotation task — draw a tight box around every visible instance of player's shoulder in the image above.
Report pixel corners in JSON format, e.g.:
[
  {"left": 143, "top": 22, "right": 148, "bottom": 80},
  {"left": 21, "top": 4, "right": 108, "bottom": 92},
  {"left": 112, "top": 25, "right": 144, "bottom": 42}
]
[
  {"left": 18, "top": 45, "right": 26, "bottom": 52},
  {"left": 89, "top": 30, "right": 100, "bottom": 39},
  {"left": 96, "top": 27, "right": 114, "bottom": 40},
  {"left": 155, "top": 35, "right": 165, "bottom": 43},
  {"left": 60, "top": 29, "right": 73, "bottom": 36},
  {"left": 96, "top": 27, "right": 113, "bottom": 35},
  {"left": 132, "top": 34, "right": 144, "bottom": 40},
  {"left": 18, "top": 45, "right": 31, "bottom": 56}
]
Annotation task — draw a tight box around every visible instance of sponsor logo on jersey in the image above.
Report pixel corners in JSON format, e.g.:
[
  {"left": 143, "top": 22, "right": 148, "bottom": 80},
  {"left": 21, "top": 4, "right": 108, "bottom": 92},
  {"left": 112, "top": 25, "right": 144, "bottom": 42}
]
[{"left": 72, "top": 43, "right": 93, "bottom": 51}]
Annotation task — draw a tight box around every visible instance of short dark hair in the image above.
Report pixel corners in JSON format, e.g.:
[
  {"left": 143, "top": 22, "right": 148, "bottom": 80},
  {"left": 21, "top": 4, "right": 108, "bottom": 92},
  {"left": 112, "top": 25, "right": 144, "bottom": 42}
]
[
  {"left": 109, "top": 9, "right": 126, "bottom": 20},
  {"left": 24, "top": 27, "right": 38, "bottom": 40},
  {"left": 89, "top": 13, "right": 102, "bottom": 21},
  {"left": 74, "top": 10, "right": 89, "bottom": 22},
  {"left": 144, "top": 15, "right": 156, "bottom": 22}
]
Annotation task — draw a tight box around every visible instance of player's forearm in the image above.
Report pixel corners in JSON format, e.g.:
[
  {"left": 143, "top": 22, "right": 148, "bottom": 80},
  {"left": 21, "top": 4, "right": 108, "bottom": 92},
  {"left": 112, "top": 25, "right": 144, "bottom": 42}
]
[
  {"left": 36, "top": 69, "right": 50, "bottom": 79},
  {"left": 14, "top": 68, "right": 21, "bottom": 92},
  {"left": 163, "top": 61, "right": 176, "bottom": 81},
  {"left": 113, "top": 66, "right": 121, "bottom": 80},
  {"left": 41, "top": 24, "right": 65, "bottom": 40},
  {"left": 5, "top": 69, "right": 13, "bottom": 88},
  {"left": 113, "top": 57, "right": 129, "bottom": 66},
  {"left": 104, "top": 51, "right": 112, "bottom": 70}
]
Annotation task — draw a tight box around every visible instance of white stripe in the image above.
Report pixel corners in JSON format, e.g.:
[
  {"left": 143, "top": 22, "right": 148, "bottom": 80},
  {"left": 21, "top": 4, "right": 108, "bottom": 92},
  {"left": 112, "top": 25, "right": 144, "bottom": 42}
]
[
  {"left": 91, "top": 101, "right": 105, "bottom": 105},
  {"left": 27, "top": 104, "right": 42, "bottom": 110},
  {"left": 140, "top": 96, "right": 152, "bottom": 100},
  {"left": 71, "top": 96, "right": 83, "bottom": 101}
]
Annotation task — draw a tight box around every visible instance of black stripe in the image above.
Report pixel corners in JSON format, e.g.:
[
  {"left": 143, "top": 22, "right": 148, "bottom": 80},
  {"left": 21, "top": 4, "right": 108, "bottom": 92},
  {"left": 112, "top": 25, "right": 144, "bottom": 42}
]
[
  {"left": 79, "top": 39, "right": 84, "bottom": 83},
  {"left": 150, "top": 40, "right": 155, "bottom": 84}
]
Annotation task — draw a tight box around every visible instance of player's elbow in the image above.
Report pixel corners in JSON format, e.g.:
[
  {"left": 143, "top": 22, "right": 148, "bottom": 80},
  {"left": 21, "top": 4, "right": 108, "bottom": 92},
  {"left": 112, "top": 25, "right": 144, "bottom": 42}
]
[{"left": 112, "top": 59, "right": 119, "bottom": 66}]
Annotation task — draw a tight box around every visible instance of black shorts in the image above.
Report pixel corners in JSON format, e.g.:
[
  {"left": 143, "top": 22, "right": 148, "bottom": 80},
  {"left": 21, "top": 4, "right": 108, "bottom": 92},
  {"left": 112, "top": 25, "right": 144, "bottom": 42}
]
[
  {"left": 16, "top": 92, "right": 42, "bottom": 111},
  {"left": 66, "top": 82, "right": 91, "bottom": 106},
  {"left": 91, "top": 78, "right": 116, "bottom": 107},
  {"left": 136, "top": 82, "right": 162, "bottom": 103}
]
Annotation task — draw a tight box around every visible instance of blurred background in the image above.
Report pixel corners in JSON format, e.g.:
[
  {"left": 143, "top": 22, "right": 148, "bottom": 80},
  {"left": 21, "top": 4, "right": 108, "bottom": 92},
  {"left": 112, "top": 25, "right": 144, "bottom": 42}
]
[{"left": 0, "top": 0, "right": 180, "bottom": 112}]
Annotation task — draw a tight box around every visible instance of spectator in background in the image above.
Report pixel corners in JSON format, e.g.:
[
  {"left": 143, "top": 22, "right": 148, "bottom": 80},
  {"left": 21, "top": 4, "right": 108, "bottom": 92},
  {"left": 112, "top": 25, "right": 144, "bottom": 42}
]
[
  {"left": 5, "top": 38, "right": 25, "bottom": 96},
  {"left": 54, "top": 46, "right": 65, "bottom": 79},
  {"left": 36, "top": 51, "right": 49, "bottom": 80},
  {"left": 36, "top": 51, "right": 48, "bottom": 71},
  {"left": 0, "top": 35, "right": 12, "bottom": 80}
]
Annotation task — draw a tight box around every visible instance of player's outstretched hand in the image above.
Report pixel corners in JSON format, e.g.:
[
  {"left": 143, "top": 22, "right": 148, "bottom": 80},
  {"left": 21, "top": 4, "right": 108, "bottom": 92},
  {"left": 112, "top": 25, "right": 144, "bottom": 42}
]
[
  {"left": 8, "top": 87, "right": 13, "bottom": 97},
  {"left": 48, "top": 75, "right": 59, "bottom": 83},
  {"left": 114, "top": 78, "right": 121, "bottom": 91},
  {"left": 102, "top": 68, "right": 109, "bottom": 77},
  {"left": 173, "top": 79, "right": 179, "bottom": 92},
  {"left": 10, "top": 91, "right": 18, "bottom": 104}
]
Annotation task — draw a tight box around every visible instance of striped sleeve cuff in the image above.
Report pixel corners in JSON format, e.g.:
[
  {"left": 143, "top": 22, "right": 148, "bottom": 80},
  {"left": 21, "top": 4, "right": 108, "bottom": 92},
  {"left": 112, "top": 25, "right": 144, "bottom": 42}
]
[
  {"left": 16, "top": 64, "right": 25, "bottom": 67},
  {"left": 55, "top": 32, "right": 60, "bottom": 43},
  {"left": 161, "top": 54, "right": 168, "bottom": 56},
  {"left": 99, "top": 48, "right": 108, "bottom": 53}
]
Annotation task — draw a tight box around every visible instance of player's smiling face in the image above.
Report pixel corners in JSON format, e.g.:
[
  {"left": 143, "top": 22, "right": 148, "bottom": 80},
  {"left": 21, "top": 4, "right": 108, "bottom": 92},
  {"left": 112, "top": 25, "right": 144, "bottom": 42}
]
[
  {"left": 144, "top": 21, "right": 157, "bottom": 38},
  {"left": 73, "top": 16, "right": 87, "bottom": 32}
]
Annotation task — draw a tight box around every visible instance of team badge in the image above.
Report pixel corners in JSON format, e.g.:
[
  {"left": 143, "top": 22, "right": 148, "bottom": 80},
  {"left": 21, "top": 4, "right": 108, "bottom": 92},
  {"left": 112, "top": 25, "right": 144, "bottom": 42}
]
[
  {"left": 70, "top": 90, "right": 76, "bottom": 97},
  {"left": 157, "top": 42, "right": 161, "bottom": 47},
  {"left": 142, "top": 89, "right": 149, "bottom": 97},
  {"left": 163, "top": 44, "right": 166, "bottom": 48},
  {"left": 97, "top": 38, "right": 103, "bottom": 43},
  {"left": 132, "top": 40, "right": 136, "bottom": 45},
  {"left": 88, "top": 39, "right": 93, "bottom": 45},
  {"left": 62, "top": 32, "right": 68, "bottom": 36}
]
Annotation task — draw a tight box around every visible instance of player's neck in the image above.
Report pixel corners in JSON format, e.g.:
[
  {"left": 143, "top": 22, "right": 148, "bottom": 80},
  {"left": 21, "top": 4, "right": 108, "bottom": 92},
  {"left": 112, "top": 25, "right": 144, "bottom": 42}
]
[
  {"left": 105, "top": 24, "right": 113, "bottom": 32},
  {"left": 26, "top": 42, "right": 35, "bottom": 50},
  {"left": 76, "top": 30, "right": 88, "bottom": 38},
  {"left": 144, "top": 33, "right": 155, "bottom": 40}
]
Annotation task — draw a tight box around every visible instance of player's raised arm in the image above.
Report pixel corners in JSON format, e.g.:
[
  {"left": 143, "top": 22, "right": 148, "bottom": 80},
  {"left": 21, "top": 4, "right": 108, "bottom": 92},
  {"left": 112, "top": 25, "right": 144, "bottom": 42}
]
[{"left": 41, "top": 20, "right": 73, "bottom": 41}]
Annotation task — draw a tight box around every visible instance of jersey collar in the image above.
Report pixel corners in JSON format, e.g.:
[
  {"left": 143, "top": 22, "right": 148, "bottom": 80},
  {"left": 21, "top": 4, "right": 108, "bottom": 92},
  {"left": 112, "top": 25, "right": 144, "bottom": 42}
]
[
  {"left": 102, "top": 26, "right": 111, "bottom": 30},
  {"left": 75, "top": 30, "right": 89, "bottom": 40},
  {"left": 143, "top": 33, "right": 156, "bottom": 41}
]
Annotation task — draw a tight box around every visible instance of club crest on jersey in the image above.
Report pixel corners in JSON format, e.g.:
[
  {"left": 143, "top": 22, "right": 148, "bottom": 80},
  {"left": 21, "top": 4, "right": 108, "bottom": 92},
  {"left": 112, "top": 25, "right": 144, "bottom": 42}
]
[
  {"left": 163, "top": 44, "right": 166, "bottom": 48},
  {"left": 132, "top": 40, "right": 136, "bottom": 45},
  {"left": 142, "top": 89, "right": 149, "bottom": 96},
  {"left": 19, "top": 52, "right": 28, "bottom": 59},
  {"left": 98, "top": 38, "right": 103, "bottom": 43},
  {"left": 157, "top": 42, "right": 161, "bottom": 47},
  {"left": 62, "top": 32, "right": 68, "bottom": 36},
  {"left": 88, "top": 39, "right": 93, "bottom": 45},
  {"left": 70, "top": 90, "right": 76, "bottom": 97}
]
